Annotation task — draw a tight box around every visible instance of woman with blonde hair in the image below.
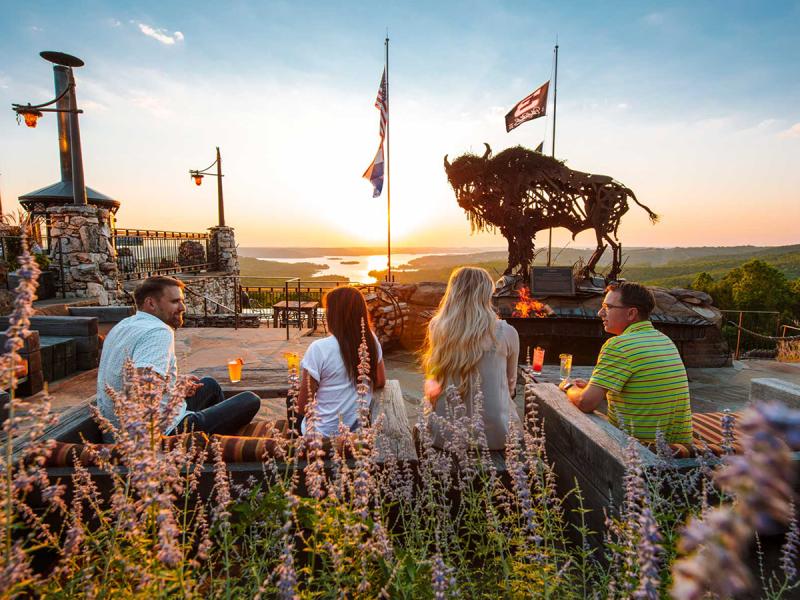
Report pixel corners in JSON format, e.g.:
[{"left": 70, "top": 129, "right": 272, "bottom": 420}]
[{"left": 422, "top": 266, "right": 520, "bottom": 449}]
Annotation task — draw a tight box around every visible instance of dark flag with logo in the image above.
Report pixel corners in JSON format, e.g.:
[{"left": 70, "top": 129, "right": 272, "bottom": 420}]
[
  {"left": 505, "top": 81, "right": 549, "bottom": 132},
  {"left": 534, "top": 141, "right": 544, "bottom": 153}
]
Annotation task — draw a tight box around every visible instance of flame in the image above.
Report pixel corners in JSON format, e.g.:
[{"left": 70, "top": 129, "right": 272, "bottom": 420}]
[{"left": 513, "top": 287, "right": 551, "bottom": 318}]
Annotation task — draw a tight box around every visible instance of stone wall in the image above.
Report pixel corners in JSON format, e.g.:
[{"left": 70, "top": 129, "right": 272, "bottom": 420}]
[
  {"left": 367, "top": 282, "right": 731, "bottom": 367},
  {"left": 179, "top": 273, "right": 237, "bottom": 320},
  {"left": 750, "top": 378, "right": 800, "bottom": 408},
  {"left": 208, "top": 226, "right": 239, "bottom": 275},
  {"left": 47, "top": 205, "right": 120, "bottom": 305}
]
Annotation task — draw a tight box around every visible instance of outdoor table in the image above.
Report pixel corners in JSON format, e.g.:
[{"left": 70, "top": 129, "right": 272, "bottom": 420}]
[{"left": 272, "top": 301, "right": 319, "bottom": 330}]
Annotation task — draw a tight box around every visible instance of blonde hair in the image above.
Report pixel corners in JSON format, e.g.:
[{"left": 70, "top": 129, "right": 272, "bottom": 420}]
[{"left": 422, "top": 267, "right": 498, "bottom": 397}]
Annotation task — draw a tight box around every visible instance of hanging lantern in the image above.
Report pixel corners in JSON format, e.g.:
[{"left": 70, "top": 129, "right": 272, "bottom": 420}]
[
  {"left": 193, "top": 174, "right": 204, "bottom": 186},
  {"left": 17, "top": 107, "right": 43, "bottom": 128}
]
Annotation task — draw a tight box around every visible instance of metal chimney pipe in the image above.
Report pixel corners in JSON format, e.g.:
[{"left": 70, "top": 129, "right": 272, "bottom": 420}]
[
  {"left": 65, "top": 68, "right": 86, "bottom": 205},
  {"left": 53, "top": 66, "right": 72, "bottom": 182}
]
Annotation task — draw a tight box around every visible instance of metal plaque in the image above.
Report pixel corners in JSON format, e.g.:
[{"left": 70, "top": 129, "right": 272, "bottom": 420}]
[{"left": 531, "top": 267, "right": 575, "bottom": 296}]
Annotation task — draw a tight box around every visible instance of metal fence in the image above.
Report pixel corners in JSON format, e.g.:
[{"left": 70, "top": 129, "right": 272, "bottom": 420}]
[
  {"left": 113, "top": 228, "right": 211, "bottom": 280},
  {"left": 239, "top": 277, "right": 376, "bottom": 339},
  {"left": 0, "top": 235, "right": 24, "bottom": 264}
]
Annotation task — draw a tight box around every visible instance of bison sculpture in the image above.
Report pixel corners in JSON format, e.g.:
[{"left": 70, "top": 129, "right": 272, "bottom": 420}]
[{"left": 443, "top": 144, "right": 658, "bottom": 281}]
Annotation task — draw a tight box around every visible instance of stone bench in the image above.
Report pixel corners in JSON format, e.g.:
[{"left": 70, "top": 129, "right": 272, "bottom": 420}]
[
  {"left": 0, "top": 316, "right": 99, "bottom": 372},
  {"left": 68, "top": 306, "right": 135, "bottom": 323},
  {"left": 525, "top": 380, "right": 800, "bottom": 548},
  {"left": 39, "top": 336, "right": 78, "bottom": 382}
]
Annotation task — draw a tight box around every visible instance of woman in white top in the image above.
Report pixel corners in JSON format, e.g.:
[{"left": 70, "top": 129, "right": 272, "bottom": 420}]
[
  {"left": 297, "top": 287, "right": 386, "bottom": 437},
  {"left": 422, "top": 267, "right": 520, "bottom": 450}
]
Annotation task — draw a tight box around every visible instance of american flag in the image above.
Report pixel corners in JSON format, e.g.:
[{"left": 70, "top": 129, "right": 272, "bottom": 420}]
[{"left": 374, "top": 69, "right": 388, "bottom": 139}]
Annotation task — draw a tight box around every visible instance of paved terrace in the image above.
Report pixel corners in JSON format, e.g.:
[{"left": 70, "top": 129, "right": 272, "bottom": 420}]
[{"left": 29, "top": 326, "right": 800, "bottom": 423}]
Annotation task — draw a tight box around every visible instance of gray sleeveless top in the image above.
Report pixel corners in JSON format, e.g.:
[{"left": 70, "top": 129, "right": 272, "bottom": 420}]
[{"left": 430, "top": 319, "right": 520, "bottom": 450}]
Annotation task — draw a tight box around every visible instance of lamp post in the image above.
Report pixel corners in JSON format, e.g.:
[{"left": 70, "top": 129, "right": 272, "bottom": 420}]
[
  {"left": 189, "top": 146, "right": 225, "bottom": 227},
  {"left": 11, "top": 51, "right": 87, "bottom": 206}
]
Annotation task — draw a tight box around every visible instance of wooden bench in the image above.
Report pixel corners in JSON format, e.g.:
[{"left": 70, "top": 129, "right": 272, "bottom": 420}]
[{"left": 18, "top": 379, "right": 417, "bottom": 503}]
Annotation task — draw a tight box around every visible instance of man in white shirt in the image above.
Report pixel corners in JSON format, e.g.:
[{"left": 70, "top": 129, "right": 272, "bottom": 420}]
[{"left": 96, "top": 276, "right": 260, "bottom": 441}]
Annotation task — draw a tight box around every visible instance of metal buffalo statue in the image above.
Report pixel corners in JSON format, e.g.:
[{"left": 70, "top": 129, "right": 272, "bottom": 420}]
[{"left": 443, "top": 144, "right": 658, "bottom": 281}]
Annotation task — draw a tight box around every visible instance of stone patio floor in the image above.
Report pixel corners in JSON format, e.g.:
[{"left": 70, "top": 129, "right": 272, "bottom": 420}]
[{"left": 27, "top": 326, "right": 800, "bottom": 424}]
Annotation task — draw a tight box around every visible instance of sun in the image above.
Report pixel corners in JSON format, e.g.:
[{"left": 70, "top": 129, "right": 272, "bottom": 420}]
[{"left": 324, "top": 197, "right": 419, "bottom": 245}]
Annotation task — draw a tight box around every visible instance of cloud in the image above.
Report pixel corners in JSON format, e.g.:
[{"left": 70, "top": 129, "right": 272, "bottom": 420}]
[
  {"left": 779, "top": 123, "right": 800, "bottom": 138},
  {"left": 130, "top": 91, "right": 173, "bottom": 119},
  {"left": 617, "top": 102, "right": 630, "bottom": 110},
  {"left": 30, "top": 26, "right": 43, "bottom": 32},
  {"left": 643, "top": 12, "right": 664, "bottom": 25},
  {"left": 137, "top": 23, "right": 184, "bottom": 45}
]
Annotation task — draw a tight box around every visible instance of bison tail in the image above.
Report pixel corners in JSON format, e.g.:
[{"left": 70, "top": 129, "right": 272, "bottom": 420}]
[{"left": 627, "top": 188, "right": 659, "bottom": 224}]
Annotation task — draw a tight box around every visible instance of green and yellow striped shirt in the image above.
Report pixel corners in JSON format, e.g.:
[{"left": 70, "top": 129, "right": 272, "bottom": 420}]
[{"left": 589, "top": 320, "right": 692, "bottom": 444}]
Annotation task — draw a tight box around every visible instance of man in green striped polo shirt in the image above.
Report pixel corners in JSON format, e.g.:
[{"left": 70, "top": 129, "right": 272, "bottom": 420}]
[{"left": 562, "top": 282, "right": 693, "bottom": 444}]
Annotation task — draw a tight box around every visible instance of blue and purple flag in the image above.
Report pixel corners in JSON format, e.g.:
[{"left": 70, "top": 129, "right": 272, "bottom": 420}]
[{"left": 362, "top": 143, "right": 384, "bottom": 198}]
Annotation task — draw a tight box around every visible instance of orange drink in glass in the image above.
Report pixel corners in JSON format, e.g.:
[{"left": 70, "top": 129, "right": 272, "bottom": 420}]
[
  {"left": 283, "top": 352, "right": 300, "bottom": 373},
  {"left": 227, "top": 358, "right": 244, "bottom": 383},
  {"left": 532, "top": 347, "right": 545, "bottom": 374}
]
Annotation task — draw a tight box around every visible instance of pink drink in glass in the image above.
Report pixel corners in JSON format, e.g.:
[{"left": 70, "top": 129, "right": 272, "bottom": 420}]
[{"left": 532, "top": 347, "right": 545, "bottom": 374}]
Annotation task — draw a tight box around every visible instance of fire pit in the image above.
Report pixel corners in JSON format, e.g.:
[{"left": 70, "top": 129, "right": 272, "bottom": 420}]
[{"left": 492, "top": 275, "right": 727, "bottom": 367}]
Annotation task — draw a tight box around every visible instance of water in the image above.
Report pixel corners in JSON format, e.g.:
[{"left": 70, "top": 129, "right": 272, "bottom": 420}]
[{"left": 255, "top": 252, "right": 456, "bottom": 283}]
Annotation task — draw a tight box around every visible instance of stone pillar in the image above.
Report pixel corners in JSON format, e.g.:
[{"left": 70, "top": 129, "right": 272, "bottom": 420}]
[
  {"left": 208, "top": 226, "right": 239, "bottom": 275},
  {"left": 47, "top": 205, "right": 121, "bottom": 305}
]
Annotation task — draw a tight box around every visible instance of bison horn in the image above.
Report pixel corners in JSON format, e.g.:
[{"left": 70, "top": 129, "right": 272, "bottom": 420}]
[
  {"left": 482, "top": 143, "right": 492, "bottom": 159},
  {"left": 443, "top": 154, "right": 451, "bottom": 169}
]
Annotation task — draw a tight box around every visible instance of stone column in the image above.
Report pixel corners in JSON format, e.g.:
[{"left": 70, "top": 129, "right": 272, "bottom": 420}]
[
  {"left": 47, "top": 205, "right": 121, "bottom": 305},
  {"left": 208, "top": 226, "right": 239, "bottom": 275}
]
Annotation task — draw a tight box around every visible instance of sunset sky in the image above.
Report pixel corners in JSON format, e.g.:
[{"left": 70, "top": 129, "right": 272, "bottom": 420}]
[{"left": 1, "top": 1, "right": 798, "bottom": 250}]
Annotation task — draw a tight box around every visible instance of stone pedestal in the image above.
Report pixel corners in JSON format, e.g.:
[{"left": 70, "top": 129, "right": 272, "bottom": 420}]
[
  {"left": 208, "top": 226, "right": 239, "bottom": 275},
  {"left": 47, "top": 205, "right": 120, "bottom": 306}
]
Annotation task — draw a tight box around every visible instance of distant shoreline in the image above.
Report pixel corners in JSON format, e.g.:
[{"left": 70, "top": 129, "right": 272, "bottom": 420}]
[
  {"left": 238, "top": 244, "right": 793, "bottom": 260},
  {"left": 238, "top": 246, "right": 505, "bottom": 258}
]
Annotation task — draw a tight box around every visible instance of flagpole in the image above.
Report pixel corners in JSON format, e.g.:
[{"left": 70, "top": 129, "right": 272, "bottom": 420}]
[
  {"left": 384, "top": 34, "right": 392, "bottom": 283},
  {"left": 546, "top": 42, "right": 558, "bottom": 267}
]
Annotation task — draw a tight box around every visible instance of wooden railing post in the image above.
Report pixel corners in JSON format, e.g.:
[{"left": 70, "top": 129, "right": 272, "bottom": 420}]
[{"left": 735, "top": 311, "right": 744, "bottom": 360}]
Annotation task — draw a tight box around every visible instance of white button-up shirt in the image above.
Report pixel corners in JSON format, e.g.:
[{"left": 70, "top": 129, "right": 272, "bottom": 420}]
[{"left": 96, "top": 311, "right": 187, "bottom": 440}]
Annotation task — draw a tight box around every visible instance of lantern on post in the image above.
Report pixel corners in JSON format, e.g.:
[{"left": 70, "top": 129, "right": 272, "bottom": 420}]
[{"left": 188, "top": 147, "right": 225, "bottom": 227}]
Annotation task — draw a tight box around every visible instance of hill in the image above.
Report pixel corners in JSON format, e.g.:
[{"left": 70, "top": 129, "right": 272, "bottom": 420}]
[
  {"left": 238, "top": 257, "right": 348, "bottom": 286},
  {"left": 367, "top": 245, "right": 800, "bottom": 286}
]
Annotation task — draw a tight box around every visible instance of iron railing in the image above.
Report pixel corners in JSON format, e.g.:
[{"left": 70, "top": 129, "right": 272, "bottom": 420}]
[
  {"left": 239, "top": 277, "right": 377, "bottom": 339},
  {"left": 113, "top": 228, "right": 211, "bottom": 280}
]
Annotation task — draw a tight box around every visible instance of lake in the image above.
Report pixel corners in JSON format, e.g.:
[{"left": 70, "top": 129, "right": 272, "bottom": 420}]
[{"left": 256, "top": 252, "right": 463, "bottom": 282}]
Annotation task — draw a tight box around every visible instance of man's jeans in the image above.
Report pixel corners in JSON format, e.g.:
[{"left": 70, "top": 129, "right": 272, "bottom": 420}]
[{"left": 171, "top": 377, "right": 260, "bottom": 436}]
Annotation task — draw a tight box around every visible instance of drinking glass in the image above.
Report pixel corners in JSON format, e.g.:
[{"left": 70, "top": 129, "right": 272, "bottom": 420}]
[
  {"left": 283, "top": 352, "right": 300, "bottom": 373},
  {"left": 227, "top": 358, "right": 244, "bottom": 383},
  {"left": 559, "top": 353, "right": 573, "bottom": 381},
  {"left": 532, "top": 347, "right": 545, "bottom": 374}
]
